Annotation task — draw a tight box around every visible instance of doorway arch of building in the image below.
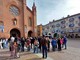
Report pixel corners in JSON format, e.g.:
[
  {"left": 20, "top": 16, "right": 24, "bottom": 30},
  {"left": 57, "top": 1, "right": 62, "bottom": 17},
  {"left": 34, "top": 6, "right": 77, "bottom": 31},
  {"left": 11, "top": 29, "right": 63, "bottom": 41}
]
[
  {"left": 28, "top": 30, "right": 33, "bottom": 37},
  {"left": 10, "top": 28, "right": 21, "bottom": 37}
]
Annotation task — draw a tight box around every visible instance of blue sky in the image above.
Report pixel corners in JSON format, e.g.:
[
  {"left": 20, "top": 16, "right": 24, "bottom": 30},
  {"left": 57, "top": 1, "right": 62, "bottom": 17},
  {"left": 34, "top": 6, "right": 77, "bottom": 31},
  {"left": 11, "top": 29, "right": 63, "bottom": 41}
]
[{"left": 27, "top": 0, "right": 80, "bottom": 25}]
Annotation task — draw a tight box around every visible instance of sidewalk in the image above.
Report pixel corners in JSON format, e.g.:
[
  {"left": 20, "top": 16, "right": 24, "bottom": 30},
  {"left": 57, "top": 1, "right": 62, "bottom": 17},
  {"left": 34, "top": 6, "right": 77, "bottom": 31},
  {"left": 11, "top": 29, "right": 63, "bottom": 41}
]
[
  {"left": 12, "top": 52, "right": 43, "bottom": 60},
  {"left": 0, "top": 49, "right": 43, "bottom": 60}
]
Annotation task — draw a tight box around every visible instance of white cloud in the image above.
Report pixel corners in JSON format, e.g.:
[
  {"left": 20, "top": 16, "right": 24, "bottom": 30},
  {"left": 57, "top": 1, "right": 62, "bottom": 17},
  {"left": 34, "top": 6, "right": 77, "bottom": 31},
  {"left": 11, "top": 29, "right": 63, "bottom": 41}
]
[
  {"left": 67, "top": 0, "right": 80, "bottom": 7},
  {"left": 27, "top": 0, "right": 80, "bottom": 25},
  {"left": 66, "top": 0, "right": 80, "bottom": 15}
]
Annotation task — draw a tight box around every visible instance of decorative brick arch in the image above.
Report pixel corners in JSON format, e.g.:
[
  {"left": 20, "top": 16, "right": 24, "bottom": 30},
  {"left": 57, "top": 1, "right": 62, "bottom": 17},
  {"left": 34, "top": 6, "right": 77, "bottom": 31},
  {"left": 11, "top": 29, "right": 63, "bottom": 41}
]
[
  {"left": 10, "top": 28, "right": 21, "bottom": 37},
  {"left": 28, "top": 30, "right": 33, "bottom": 37},
  {"left": 6, "top": 1, "right": 17, "bottom": 7},
  {"left": 0, "top": 21, "right": 4, "bottom": 25},
  {"left": 6, "top": 1, "right": 20, "bottom": 12}
]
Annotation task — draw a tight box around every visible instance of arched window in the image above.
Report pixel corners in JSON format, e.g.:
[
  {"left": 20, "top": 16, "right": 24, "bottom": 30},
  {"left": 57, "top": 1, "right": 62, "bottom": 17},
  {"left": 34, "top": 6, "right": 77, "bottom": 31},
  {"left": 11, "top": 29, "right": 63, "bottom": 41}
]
[
  {"left": 0, "top": 21, "right": 4, "bottom": 32},
  {"left": 28, "top": 18, "right": 32, "bottom": 26},
  {"left": 13, "top": 18, "right": 17, "bottom": 25}
]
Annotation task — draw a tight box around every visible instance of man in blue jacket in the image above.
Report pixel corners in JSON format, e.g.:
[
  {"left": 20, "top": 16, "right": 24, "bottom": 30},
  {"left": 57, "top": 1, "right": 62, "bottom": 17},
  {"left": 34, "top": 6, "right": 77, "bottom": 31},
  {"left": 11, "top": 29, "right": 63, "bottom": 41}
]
[
  {"left": 63, "top": 36, "right": 67, "bottom": 49},
  {"left": 51, "top": 38, "right": 57, "bottom": 51}
]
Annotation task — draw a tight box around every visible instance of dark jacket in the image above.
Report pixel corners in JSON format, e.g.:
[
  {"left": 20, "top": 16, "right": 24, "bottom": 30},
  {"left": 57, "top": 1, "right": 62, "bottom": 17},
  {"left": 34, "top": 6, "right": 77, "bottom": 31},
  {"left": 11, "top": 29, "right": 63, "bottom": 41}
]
[
  {"left": 63, "top": 37, "right": 67, "bottom": 44},
  {"left": 41, "top": 38, "right": 47, "bottom": 46}
]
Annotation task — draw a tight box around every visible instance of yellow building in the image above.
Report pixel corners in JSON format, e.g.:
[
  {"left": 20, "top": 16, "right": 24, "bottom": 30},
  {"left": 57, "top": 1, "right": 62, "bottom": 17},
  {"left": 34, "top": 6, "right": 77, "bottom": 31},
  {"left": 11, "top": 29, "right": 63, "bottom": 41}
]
[{"left": 37, "top": 24, "right": 43, "bottom": 36}]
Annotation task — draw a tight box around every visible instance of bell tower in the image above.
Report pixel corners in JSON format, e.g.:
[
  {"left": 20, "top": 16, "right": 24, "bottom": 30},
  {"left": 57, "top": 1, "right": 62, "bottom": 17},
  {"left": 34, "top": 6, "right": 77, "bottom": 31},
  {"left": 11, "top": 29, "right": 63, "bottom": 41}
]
[
  {"left": 32, "top": 0, "right": 37, "bottom": 37},
  {"left": 22, "top": 0, "right": 27, "bottom": 37},
  {"left": 32, "top": 0, "right": 36, "bottom": 15}
]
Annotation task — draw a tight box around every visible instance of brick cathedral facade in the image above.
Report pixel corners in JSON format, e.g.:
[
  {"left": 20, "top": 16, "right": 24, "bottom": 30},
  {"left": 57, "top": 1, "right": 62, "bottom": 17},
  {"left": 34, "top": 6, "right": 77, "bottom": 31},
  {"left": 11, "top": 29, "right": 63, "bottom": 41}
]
[{"left": 0, "top": 0, "right": 37, "bottom": 38}]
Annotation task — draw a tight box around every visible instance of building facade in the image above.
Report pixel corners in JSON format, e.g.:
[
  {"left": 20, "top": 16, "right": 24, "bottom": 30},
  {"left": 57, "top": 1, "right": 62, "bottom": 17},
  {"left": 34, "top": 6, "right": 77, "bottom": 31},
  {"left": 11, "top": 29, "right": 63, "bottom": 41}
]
[
  {"left": 42, "top": 13, "right": 80, "bottom": 38},
  {"left": 37, "top": 24, "right": 43, "bottom": 36},
  {"left": 0, "top": 0, "right": 37, "bottom": 38}
]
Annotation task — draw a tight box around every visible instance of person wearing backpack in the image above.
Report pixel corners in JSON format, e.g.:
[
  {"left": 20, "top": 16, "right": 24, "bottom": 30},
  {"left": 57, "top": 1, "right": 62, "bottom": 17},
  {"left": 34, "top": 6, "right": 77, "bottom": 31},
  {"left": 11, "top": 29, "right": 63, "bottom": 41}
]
[
  {"left": 34, "top": 38, "right": 39, "bottom": 53},
  {"left": 51, "top": 38, "right": 57, "bottom": 51},
  {"left": 13, "top": 37, "right": 20, "bottom": 58},
  {"left": 41, "top": 36, "right": 48, "bottom": 59},
  {"left": 57, "top": 38, "right": 62, "bottom": 51},
  {"left": 47, "top": 37, "right": 50, "bottom": 52},
  {"left": 60, "top": 37, "right": 63, "bottom": 48},
  {"left": 10, "top": 37, "right": 15, "bottom": 58},
  {"left": 26, "top": 38, "right": 31, "bottom": 51}
]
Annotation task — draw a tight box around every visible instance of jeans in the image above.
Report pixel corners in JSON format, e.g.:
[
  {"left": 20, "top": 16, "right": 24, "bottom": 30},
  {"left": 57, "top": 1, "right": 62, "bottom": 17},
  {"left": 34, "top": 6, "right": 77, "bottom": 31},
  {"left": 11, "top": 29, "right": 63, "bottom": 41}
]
[
  {"left": 52, "top": 45, "right": 56, "bottom": 51},
  {"left": 64, "top": 43, "right": 67, "bottom": 49},
  {"left": 42, "top": 46, "right": 47, "bottom": 58},
  {"left": 34, "top": 45, "right": 38, "bottom": 53},
  {"left": 62, "top": 43, "right": 67, "bottom": 49},
  {"left": 21, "top": 45, "right": 24, "bottom": 52},
  {"left": 27, "top": 45, "right": 30, "bottom": 51}
]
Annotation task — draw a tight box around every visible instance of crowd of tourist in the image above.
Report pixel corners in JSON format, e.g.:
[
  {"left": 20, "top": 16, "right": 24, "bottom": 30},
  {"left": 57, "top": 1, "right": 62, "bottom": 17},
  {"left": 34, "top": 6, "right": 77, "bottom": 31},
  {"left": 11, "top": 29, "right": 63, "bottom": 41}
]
[
  {"left": 0, "top": 35, "right": 67, "bottom": 59},
  {"left": 0, "top": 38, "right": 8, "bottom": 49}
]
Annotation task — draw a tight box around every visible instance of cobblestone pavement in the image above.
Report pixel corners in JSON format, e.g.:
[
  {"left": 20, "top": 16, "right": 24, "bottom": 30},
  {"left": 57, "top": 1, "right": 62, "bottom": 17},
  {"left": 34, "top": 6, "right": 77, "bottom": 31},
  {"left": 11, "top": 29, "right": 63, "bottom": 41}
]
[
  {"left": 47, "top": 39, "right": 80, "bottom": 60},
  {"left": 0, "top": 49, "right": 43, "bottom": 60},
  {"left": 0, "top": 39, "right": 80, "bottom": 60},
  {"left": 48, "top": 39, "right": 80, "bottom": 60},
  {"left": 67, "top": 38, "right": 80, "bottom": 48},
  {"left": 48, "top": 47, "right": 80, "bottom": 60}
]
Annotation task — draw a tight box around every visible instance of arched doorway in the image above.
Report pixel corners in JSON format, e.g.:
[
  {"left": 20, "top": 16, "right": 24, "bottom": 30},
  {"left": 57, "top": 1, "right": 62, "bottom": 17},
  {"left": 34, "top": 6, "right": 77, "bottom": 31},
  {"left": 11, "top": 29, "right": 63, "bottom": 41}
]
[
  {"left": 28, "top": 30, "right": 33, "bottom": 37},
  {"left": 10, "top": 28, "right": 21, "bottom": 37}
]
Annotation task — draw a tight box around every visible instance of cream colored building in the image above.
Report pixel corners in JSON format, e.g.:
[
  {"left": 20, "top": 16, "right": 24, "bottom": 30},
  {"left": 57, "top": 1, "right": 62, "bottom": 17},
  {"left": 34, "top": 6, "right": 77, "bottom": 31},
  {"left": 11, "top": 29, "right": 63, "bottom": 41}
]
[{"left": 43, "top": 13, "right": 80, "bottom": 38}]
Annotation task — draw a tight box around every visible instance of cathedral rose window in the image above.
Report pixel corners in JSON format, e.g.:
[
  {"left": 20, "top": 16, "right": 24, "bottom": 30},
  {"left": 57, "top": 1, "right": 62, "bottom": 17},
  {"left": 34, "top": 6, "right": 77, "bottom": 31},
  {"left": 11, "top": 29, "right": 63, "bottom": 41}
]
[{"left": 9, "top": 5, "right": 19, "bottom": 16}]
